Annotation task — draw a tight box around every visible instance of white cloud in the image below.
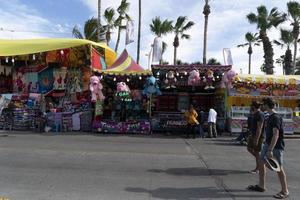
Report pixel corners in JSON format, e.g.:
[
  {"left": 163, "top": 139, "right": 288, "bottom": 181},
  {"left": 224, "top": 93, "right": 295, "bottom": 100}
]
[{"left": 0, "top": 0, "right": 71, "bottom": 39}]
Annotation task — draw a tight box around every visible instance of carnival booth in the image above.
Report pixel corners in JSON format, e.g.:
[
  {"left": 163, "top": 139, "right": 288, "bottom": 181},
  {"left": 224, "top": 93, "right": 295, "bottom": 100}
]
[
  {"left": 228, "top": 74, "right": 300, "bottom": 134},
  {"left": 92, "top": 50, "right": 152, "bottom": 134},
  {"left": 151, "top": 64, "right": 232, "bottom": 134},
  {"left": 0, "top": 38, "right": 116, "bottom": 132}
]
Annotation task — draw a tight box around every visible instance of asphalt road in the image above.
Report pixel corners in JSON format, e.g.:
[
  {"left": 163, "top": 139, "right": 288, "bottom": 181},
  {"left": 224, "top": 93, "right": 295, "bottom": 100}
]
[{"left": 0, "top": 132, "right": 299, "bottom": 200}]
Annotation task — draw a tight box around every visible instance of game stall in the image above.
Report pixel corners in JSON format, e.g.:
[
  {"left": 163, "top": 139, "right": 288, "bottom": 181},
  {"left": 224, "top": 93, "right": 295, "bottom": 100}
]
[
  {"left": 92, "top": 50, "right": 153, "bottom": 134},
  {"left": 0, "top": 38, "right": 116, "bottom": 132},
  {"left": 150, "top": 64, "right": 233, "bottom": 134},
  {"left": 227, "top": 74, "right": 300, "bottom": 134}
]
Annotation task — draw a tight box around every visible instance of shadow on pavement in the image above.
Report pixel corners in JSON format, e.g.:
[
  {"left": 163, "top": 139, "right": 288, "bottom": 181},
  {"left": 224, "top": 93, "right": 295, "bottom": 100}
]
[
  {"left": 125, "top": 187, "right": 271, "bottom": 199},
  {"left": 148, "top": 167, "right": 248, "bottom": 176}
]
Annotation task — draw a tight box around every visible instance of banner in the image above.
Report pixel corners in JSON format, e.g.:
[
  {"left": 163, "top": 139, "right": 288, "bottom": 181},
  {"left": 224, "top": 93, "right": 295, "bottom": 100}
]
[
  {"left": 223, "top": 48, "right": 233, "bottom": 65},
  {"left": 152, "top": 37, "right": 162, "bottom": 63},
  {"left": 126, "top": 20, "right": 135, "bottom": 45}
]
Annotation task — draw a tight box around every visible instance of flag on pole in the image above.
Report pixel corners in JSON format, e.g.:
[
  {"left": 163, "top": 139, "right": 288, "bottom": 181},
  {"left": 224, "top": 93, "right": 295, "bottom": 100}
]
[
  {"left": 152, "top": 37, "right": 162, "bottom": 63},
  {"left": 223, "top": 48, "right": 233, "bottom": 65},
  {"left": 126, "top": 20, "right": 135, "bottom": 45}
]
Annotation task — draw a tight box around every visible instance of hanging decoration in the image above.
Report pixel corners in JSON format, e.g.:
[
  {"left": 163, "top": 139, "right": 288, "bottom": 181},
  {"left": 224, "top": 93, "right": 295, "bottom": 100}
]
[
  {"left": 164, "top": 71, "right": 177, "bottom": 89},
  {"left": 89, "top": 75, "right": 105, "bottom": 102},
  {"left": 116, "top": 82, "right": 131, "bottom": 102},
  {"left": 221, "top": 69, "right": 238, "bottom": 89},
  {"left": 188, "top": 69, "right": 200, "bottom": 86},
  {"left": 204, "top": 69, "right": 215, "bottom": 90},
  {"left": 142, "top": 76, "right": 161, "bottom": 96}
]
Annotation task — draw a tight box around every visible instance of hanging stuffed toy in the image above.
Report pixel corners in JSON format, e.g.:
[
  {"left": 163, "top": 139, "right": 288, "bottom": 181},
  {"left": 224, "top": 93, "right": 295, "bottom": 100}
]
[
  {"left": 188, "top": 69, "right": 200, "bottom": 86},
  {"left": 164, "top": 71, "right": 177, "bottom": 89},
  {"left": 204, "top": 69, "right": 215, "bottom": 90},
  {"left": 89, "top": 76, "right": 105, "bottom": 102},
  {"left": 221, "top": 69, "right": 238, "bottom": 89},
  {"left": 116, "top": 82, "right": 131, "bottom": 102},
  {"left": 143, "top": 76, "right": 161, "bottom": 96}
]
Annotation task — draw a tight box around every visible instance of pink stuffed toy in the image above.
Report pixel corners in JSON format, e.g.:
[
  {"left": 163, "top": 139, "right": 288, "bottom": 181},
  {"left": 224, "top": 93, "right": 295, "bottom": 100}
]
[
  {"left": 117, "top": 82, "right": 130, "bottom": 93},
  {"left": 188, "top": 69, "right": 200, "bottom": 86},
  {"left": 221, "top": 69, "right": 238, "bottom": 89},
  {"left": 90, "top": 76, "right": 105, "bottom": 102}
]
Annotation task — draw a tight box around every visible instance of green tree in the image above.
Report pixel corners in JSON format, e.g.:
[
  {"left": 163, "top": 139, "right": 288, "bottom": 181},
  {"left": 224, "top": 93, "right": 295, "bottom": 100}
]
[
  {"left": 237, "top": 32, "right": 260, "bottom": 74},
  {"left": 172, "top": 16, "right": 195, "bottom": 65},
  {"left": 207, "top": 58, "right": 221, "bottom": 65},
  {"left": 72, "top": 18, "right": 99, "bottom": 42},
  {"left": 247, "top": 6, "right": 286, "bottom": 74},
  {"left": 287, "top": 1, "right": 300, "bottom": 73},
  {"left": 115, "top": 0, "right": 131, "bottom": 52},
  {"left": 137, "top": 0, "right": 141, "bottom": 64},
  {"left": 150, "top": 17, "right": 173, "bottom": 64},
  {"left": 202, "top": 0, "right": 211, "bottom": 64},
  {"left": 274, "top": 29, "right": 294, "bottom": 75},
  {"left": 103, "top": 7, "right": 116, "bottom": 46}
]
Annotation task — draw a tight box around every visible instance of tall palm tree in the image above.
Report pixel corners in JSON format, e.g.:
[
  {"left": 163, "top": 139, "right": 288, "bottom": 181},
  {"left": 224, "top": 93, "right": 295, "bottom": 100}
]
[
  {"left": 287, "top": 1, "right": 300, "bottom": 74},
  {"left": 137, "top": 0, "right": 141, "bottom": 64},
  {"left": 103, "top": 7, "right": 116, "bottom": 46},
  {"left": 237, "top": 32, "right": 260, "bottom": 74},
  {"left": 150, "top": 17, "right": 173, "bottom": 64},
  {"left": 247, "top": 6, "right": 286, "bottom": 74},
  {"left": 172, "top": 16, "right": 195, "bottom": 65},
  {"left": 203, "top": 0, "right": 211, "bottom": 65},
  {"left": 97, "top": 0, "right": 102, "bottom": 41},
  {"left": 72, "top": 18, "right": 98, "bottom": 42},
  {"left": 115, "top": 0, "right": 131, "bottom": 52},
  {"left": 274, "top": 29, "right": 294, "bottom": 75}
]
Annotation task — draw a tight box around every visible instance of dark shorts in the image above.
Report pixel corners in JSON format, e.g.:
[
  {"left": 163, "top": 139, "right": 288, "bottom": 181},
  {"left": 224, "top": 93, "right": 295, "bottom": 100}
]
[
  {"left": 247, "top": 135, "right": 264, "bottom": 152},
  {"left": 260, "top": 144, "right": 284, "bottom": 166}
]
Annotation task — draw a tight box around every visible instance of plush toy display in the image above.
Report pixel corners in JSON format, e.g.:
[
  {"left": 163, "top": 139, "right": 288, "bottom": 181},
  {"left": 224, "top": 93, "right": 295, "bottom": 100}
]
[
  {"left": 89, "top": 76, "right": 105, "bottom": 102},
  {"left": 164, "top": 71, "right": 177, "bottom": 89},
  {"left": 204, "top": 69, "right": 215, "bottom": 90},
  {"left": 188, "top": 69, "right": 200, "bottom": 86},
  {"left": 143, "top": 76, "right": 161, "bottom": 96},
  {"left": 116, "top": 82, "right": 131, "bottom": 102}
]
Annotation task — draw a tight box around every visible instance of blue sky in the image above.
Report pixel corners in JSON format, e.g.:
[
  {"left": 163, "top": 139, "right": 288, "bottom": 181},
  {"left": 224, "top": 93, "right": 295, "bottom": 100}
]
[{"left": 0, "top": 0, "right": 293, "bottom": 75}]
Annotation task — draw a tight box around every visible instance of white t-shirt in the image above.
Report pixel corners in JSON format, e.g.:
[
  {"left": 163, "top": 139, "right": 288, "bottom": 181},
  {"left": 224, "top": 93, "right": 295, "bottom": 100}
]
[{"left": 208, "top": 108, "right": 217, "bottom": 123}]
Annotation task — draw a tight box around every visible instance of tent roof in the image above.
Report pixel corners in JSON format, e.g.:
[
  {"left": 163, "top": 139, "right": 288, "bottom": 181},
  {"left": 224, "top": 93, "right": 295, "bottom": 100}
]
[
  {"left": 0, "top": 38, "right": 117, "bottom": 67},
  {"left": 100, "top": 49, "right": 151, "bottom": 75},
  {"left": 0, "top": 38, "right": 115, "bottom": 56},
  {"left": 237, "top": 74, "right": 300, "bottom": 85}
]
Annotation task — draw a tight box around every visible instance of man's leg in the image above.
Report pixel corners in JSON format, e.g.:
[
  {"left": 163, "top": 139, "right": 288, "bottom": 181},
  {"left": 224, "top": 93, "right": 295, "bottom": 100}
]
[
  {"left": 208, "top": 123, "right": 212, "bottom": 138},
  {"left": 213, "top": 123, "right": 217, "bottom": 137},
  {"left": 258, "top": 159, "right": 266, "bottom": 189},
  {"left": 192, "top": 125, "right": 196, "bottom": 139},
  {"left": 186, "top": 124, "right": 191, "bottom": 138},
  {"left": 253, "top": 150, "right": 260, "bottom": 171},
  {"left": 277, "top": 168, "right": 289, "bottom": 194}
]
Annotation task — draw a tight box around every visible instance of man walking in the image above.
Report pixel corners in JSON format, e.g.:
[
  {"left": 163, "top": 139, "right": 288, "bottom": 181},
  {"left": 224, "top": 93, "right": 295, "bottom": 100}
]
[
  {"left": 247, "top": 101, "right": 264, "bottom": 174},
  {"left": 207, "top": 107, "right": 217, "bottom": 138},
  {"left": 247, "top": 98, "right": 289, "bottom": 199}
]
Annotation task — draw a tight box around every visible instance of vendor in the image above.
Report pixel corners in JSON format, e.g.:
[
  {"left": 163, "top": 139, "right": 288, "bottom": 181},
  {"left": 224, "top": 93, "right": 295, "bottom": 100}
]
[{"left": 184, "top": 104, "right": 199, "bottom": 139}]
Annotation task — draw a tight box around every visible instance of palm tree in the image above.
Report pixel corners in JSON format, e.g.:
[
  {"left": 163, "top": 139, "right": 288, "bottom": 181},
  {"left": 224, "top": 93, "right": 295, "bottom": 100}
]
[
  {"left": 237, "top": 32, "right": 260, "bottom": 74},
  {"left": 72, "top": 18, "right": 98, "bottom": 42},
  {"left": 172, "top": 16, "right": 195, "bottom": 65},
  {"left": 247, "top": 6, "right": 286, "bottom": 74},
  {"left": 97, "top": 0, "right": 102, "bottom": 41},
  {"left": 115, "top": 0, "right": 131, "bottom": 52},
  {"left": 274, "top": 29, "right": 294, "bottom": 75},
  {"left": 287, "top": 1, "right": 300, "bottom": 74},
  {"left": 103, "top": 7, "right": 116, "bottom": 46},
  {"left": 203, "top": 0, "right": 211, "bottom": 65},
  {"left": 137, "top": 0, "right": 141, "bottom": 64},
  {"left": 150, "top": 17, "right": 173, "bottom": 64}
]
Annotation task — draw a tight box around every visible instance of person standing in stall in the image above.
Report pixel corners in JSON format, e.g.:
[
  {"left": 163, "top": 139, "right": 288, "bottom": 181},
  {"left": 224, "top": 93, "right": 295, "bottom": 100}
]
[
  {"left": 184, "top": 104, "right": 199, "bottom": 139},
  {"left": 207, "top": 107, "right": 217, "bottom": 138}
]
